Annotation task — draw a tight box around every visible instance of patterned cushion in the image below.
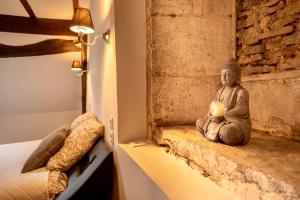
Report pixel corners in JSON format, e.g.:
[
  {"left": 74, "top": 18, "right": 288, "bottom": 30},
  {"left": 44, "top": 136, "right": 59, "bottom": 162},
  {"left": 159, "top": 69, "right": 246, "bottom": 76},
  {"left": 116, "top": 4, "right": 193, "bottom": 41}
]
[
  {"left": 70, "top": 112, "right": 98, "bottom": 131},
  {"left": 48, "top": 170, "right": 68, "bottom": 200},
  {"left": 46, "top": 119, "right": 104, "bottom": 172},
  {"left": 21, "top": 124, "right": 70, "bottom": 173}
]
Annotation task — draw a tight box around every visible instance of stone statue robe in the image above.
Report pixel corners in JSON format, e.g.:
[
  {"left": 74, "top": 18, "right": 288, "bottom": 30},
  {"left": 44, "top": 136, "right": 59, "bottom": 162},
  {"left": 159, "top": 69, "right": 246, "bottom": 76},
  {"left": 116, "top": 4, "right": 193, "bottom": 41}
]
[{"left": 202, "top": 85, "right": 251, "bottom": 145}]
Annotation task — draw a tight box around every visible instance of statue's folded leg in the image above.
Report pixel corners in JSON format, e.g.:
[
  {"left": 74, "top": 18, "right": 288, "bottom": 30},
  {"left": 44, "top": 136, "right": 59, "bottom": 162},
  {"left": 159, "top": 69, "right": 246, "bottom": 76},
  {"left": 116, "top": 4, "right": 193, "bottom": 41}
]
[
  {"left": 219, "top": 123, "right": 244, "bottom": 146},
  {"left": 196, "top": 119, "right": 205, "bottom": 135}
]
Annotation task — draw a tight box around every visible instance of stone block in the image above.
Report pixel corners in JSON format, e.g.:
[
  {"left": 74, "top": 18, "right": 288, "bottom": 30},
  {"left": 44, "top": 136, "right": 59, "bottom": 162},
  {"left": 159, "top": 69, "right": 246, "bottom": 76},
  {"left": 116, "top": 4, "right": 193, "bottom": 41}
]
[
  {"left": 152, "top": 16, "right": 233, "bottom": 77},
  {"left": 282, "top": 32, "right": 300, "bottom": 46},
  {"left": 237, "top": 14, "right": 257, "bottom": 29},
  {"left": 242, "top": 65, "right": 275, "bottom": 75},
  {"left": 261, "top": 0, "right": 281, "bottom": 7},
  {"left": 278, "top": 55, "right": 300, "bottom": 70},
  {"left": 238, "top": 10, "right": 252, "bottom": 19},
  {"left": 241, "top": 0, "right": 260, "bottom": 11},
  {"left": 270, "top": 14, "right": 298, "bottom": 30},
  {"left": 265, "top": 46, "right": 297, "bottom": 59},
  {"left": 259, "top": 15, "right": 272, "bottom": 32},
  {"left": 238, "top": 54, "right": 264, "bottom": 65},
  {"left": 260, "top": 25, "right": 294, "bottom": 40},
  {"left": 150, "top": 75, "right": 220, "bottom": 126},
  {"left": 265, "top": 36, "right": 282, "bottom": 50},
  {"left": 191, "top": 0, "right": 204, "bottom": 16},
  {"left": 260, "top": 1, "right": 285, "bottom": 17},
  {"left": 237, "top": 44, "right": 264, "bottom": 56},
  {"left": 192, "top": 0, "right": 232, "bottom": 17},
  {"left": 286, "top": 0, "right": 300, "bottom": 16},
  {"left": 151, "top": 0, "right": 193, "bottom": 15},
  {"left": 237, "top": 27, "right": 260, "bottom": 45},
  {"left": 155, "top": 126, "right": 300, "bottom": 200},
  {"left": 242, "top": 77, "right": 300, "bottom": 141},
  {"left": 256, "top": 57, "right": 280, "bottom": 65}
]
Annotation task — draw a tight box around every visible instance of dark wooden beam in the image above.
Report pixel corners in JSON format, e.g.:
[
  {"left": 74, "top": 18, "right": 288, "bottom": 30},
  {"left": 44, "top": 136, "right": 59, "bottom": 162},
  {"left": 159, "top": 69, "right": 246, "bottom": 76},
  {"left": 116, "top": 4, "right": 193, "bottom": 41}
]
[
  {"left": 20, "top": 0, "right": 36, "bottom": 18},
  {"left": 0, "top": 39, "right": 80, "bottom": 58},
  {"left": 0, "top": 14, "right": 76, "bottom": 36},
  {"left": 73, "top": 0, "right": 79, "bottom": 11},
  {"left": 81, "top": 35, "right": 88, "bottom": 113}
]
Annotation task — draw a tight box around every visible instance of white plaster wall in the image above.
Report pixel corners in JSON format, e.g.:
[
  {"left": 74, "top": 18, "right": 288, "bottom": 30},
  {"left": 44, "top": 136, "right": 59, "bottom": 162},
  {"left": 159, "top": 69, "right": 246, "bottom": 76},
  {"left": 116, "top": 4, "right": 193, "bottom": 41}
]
[
  {"left": 0, "top": 110, "right": 80, "bottom": 144},
  {"left": 87, "top": 0, "right": 166, "bottom": 199},
  {"left": 0, "top": 33, "right": 81, "bottom": 144},
  {"left": 87, "top": 0, "right": 118, "bottom": 147},
  {"left": 114, "top": 0, "right": 147, "bottom": 143}
]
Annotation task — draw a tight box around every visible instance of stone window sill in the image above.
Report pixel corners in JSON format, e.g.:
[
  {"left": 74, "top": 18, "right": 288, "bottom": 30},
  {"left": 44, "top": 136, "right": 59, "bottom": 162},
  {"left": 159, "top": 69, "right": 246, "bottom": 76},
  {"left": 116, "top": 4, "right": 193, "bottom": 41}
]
[{"left": 154, "top": 126, "right": 300, "bottom": 200}]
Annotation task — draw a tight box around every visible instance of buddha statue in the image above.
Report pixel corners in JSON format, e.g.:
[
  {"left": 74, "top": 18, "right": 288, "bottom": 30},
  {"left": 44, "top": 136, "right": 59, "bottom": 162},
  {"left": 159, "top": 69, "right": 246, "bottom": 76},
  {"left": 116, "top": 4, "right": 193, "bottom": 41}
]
[{"left": 196, "top": 58, "right": 251, "bottom": 146}]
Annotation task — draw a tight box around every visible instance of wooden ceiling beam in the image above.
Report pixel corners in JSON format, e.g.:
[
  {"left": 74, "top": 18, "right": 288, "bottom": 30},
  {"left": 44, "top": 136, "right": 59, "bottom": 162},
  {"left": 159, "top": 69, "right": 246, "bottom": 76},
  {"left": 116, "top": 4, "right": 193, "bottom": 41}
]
[
  {"left": 0, "top": 39, "right": 80, "bottom": 58},
  {"left": 0, "top": 14, "right": 76, "bottom": 36},
  {"left": 73, "top": 0, "right": 79, "bottom": 11},
  {"left": 20, "top": 0, "right": 36, "bottom": 18}
]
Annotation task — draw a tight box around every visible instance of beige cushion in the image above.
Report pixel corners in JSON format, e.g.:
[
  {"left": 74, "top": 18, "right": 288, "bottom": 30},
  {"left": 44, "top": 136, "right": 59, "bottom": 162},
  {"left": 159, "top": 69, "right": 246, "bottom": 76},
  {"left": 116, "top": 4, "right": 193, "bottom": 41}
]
[
  {"left": 46, "top": 119, "right": 104, "bottom": 172},
  {"left": 21, "top": 124, "right": 70, "bottom": 173},
  {"left": 70, "top": 112, "right": 97, "bottom": 131},
  {"left": 48, "top": 170, "right": 68, "bottom": 200}
]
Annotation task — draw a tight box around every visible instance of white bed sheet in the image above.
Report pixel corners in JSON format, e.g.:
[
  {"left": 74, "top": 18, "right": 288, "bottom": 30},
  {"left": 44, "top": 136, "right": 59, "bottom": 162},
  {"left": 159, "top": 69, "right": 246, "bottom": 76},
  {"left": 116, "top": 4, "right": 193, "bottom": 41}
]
[{"left": 0, "top": 140, "right": 49, "bottom": 200}]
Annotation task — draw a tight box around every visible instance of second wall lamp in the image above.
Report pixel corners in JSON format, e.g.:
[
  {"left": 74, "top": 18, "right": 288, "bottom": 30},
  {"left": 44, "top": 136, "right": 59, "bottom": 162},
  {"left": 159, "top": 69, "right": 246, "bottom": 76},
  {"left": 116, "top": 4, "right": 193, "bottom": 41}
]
[
  {"left": 71, "top": 60, "right": 87, "bottom": 76},
  {"left": 70, "top": 7, "right": 110, "bottom": 46}
]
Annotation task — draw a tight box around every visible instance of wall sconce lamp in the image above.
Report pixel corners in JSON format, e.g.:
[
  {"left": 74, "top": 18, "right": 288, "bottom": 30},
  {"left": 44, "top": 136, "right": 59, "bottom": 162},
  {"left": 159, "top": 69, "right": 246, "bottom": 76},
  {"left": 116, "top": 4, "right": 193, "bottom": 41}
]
[
  {"left": 71, "top": 60, "right": 87, "bottom": 76},
  {"left": 70, "top": 7, "right": 110, "bottom": 46}
]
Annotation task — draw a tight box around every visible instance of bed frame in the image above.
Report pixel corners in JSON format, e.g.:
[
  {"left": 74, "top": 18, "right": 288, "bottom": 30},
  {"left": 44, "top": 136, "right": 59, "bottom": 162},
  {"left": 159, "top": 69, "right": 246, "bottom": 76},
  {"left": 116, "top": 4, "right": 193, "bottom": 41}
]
[{"left": 56, "top": 139, "right": 113, "bottom": 200}]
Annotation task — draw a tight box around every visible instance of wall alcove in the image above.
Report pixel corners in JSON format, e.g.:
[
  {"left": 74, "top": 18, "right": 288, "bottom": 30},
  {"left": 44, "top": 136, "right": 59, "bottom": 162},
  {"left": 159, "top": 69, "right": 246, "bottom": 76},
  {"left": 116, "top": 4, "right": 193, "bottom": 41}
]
[{"left": 134, "top": 0, "right": 300, "bottom": 199}]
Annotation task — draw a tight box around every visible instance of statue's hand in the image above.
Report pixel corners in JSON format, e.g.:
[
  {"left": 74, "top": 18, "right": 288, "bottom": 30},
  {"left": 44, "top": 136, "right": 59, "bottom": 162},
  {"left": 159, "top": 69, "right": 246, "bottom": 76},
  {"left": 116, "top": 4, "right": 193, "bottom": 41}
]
[{"left": 210, "top": 116, "right": 224, "bottom": 123}]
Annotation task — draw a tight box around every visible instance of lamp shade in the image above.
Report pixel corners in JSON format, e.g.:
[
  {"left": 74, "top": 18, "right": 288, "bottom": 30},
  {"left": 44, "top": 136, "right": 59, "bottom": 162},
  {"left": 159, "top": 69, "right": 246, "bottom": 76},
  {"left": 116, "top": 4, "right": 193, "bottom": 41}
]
[
  {"left": 70, "top": 7, "right": 94, "bottom": 34},
  {"left": 71, "top": 60, "right": 82, "bottom": 71}
]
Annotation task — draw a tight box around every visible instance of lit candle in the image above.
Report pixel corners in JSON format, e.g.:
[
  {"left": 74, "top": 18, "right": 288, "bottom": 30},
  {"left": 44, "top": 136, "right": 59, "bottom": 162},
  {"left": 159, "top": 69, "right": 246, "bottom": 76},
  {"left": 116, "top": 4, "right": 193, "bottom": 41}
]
[{"left": 210, "top": 101, "right": 225, "bottom": 117}]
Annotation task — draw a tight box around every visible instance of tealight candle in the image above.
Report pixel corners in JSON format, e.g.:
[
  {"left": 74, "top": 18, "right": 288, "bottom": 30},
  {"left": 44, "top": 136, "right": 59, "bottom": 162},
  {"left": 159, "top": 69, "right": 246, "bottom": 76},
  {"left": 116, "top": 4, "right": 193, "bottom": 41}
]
[{"left": 210, "top": 101, "right": 225, "bottom": 117}]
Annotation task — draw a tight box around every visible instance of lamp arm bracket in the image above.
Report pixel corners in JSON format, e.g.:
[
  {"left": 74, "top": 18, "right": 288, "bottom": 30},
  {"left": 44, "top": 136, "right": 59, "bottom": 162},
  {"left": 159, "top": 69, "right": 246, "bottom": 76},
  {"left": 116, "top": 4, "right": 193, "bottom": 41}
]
[
  {"left": 79, "top": 29, "right": 110, "bottom": 46},
  {"left": 75, "top": 69, "right": 88, "bottom": 76}
]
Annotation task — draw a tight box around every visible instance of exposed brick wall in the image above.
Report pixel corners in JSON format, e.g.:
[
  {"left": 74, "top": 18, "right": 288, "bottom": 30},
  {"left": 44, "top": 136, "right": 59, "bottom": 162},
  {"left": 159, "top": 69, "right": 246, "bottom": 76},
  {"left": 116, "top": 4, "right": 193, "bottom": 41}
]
[
  {"left": 237, "top": 0, "right": 300, "bottom": 141},
  {"left": 237, "top": 0, "right": 300, "bottom": 76}
]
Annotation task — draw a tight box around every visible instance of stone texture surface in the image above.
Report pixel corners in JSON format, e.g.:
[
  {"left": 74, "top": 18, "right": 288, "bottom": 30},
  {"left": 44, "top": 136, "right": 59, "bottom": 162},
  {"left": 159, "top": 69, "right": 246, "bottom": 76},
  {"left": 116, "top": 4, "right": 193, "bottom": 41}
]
[
  {"left": 152, "top": 0, "right": 193, "bottom": 15},
  {"left": 152, "top": 16, "right": 233, "bottom": 77},
  {"left": 237, "top": 0, "right": 300, "bottom": 72},
  {"left": 152, "top": 0, "right": 232, "bottom": 16},
  {"left": 241, "top": 76, "right": 300, "bottom": 141},
  {"left": 147, "top": 0, "right": 234, "bottom": 138},
  {"left": 236, "top": 0, "right": 300, "bottom": 141},
  {"left": 155, "top": 126, "right": 300, "bottom": 200},
  {"left": 151, "top": 75, "right": 220, "bottom": 126}
]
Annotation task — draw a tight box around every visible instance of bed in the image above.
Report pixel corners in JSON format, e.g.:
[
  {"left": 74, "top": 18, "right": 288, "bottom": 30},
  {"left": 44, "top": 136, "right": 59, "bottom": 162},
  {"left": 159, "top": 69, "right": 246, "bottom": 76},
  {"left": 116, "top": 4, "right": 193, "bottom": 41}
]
[{"left": 0, "top": 138, "right": 113, "bottom": 200}]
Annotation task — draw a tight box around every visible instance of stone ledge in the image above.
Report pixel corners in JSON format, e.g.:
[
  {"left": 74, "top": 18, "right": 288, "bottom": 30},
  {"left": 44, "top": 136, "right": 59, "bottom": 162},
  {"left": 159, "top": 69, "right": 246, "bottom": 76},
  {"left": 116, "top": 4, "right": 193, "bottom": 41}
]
[{"left": 155, "top": 126, "right": 300, "bottom": 200}]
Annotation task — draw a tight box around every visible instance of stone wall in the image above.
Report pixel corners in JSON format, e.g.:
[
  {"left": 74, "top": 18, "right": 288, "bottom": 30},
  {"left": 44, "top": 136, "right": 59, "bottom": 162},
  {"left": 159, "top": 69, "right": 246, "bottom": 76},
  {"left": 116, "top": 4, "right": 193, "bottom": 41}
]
[
  {"left": 237, "top": 0, "right": 300, "bottom": 74},
  {"left": 147, "top": 0, "right": 235, "bottom": 138},
  {"left": 237, "top": 0, "right": 300, "bottom": 141}
]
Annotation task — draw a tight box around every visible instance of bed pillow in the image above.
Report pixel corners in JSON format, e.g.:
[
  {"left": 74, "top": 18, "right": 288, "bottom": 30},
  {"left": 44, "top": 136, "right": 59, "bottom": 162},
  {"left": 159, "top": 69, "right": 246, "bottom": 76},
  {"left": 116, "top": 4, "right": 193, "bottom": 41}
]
[
  {"left": 70, "top": 112, "right": 98, "bottom": 131},
  {"left": 21, "top": 124, "right": 71, "bottom": 173},
  {"left": 46, "top": 118, "right": 104, "bottom": 172},
  {"left": 48, "top": 170, "right": 68, "bottom": 200}
]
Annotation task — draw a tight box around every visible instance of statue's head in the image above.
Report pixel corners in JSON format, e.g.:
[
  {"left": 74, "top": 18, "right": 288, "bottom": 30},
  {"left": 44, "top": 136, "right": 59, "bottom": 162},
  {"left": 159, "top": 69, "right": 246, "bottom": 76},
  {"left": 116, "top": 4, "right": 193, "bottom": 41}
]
[{"left": 221, "top": 58, "right": 241, "bottom": 87}]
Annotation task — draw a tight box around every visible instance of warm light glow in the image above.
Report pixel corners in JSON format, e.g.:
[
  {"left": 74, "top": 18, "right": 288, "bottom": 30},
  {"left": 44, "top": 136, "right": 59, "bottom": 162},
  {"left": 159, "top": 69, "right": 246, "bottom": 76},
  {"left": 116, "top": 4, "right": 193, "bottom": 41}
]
[
  {"left": 70, "top": 25, "right": 94, "bottom": 34},
  {"left": 70, "top": 60, "right": 85, "bottom": 76},
  {"left": 104, "top": 32, "right": 110, "bottom": 43},
  {"left": 210, "top": 101, "right": 225, "bottom": 117},
  {"left": 71, "top": 68, "right": 82, "bottom": 72},
  {"left": 70, "top": 7, "right": 95, "bottom": 35}
]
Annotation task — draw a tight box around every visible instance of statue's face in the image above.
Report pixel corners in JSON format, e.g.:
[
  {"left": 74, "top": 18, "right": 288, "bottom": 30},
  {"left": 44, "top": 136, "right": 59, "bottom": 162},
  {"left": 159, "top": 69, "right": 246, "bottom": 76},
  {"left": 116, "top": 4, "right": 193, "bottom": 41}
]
[{"left": 221, "top": 69, "right": 237, "bottom": 87}]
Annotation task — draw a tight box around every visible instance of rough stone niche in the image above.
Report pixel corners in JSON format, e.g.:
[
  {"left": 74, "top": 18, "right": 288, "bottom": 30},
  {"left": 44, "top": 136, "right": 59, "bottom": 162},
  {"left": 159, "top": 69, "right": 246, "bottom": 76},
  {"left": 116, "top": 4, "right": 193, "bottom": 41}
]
[{"left": 146, "top": 0, "right": 300, "bottom": 200}]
